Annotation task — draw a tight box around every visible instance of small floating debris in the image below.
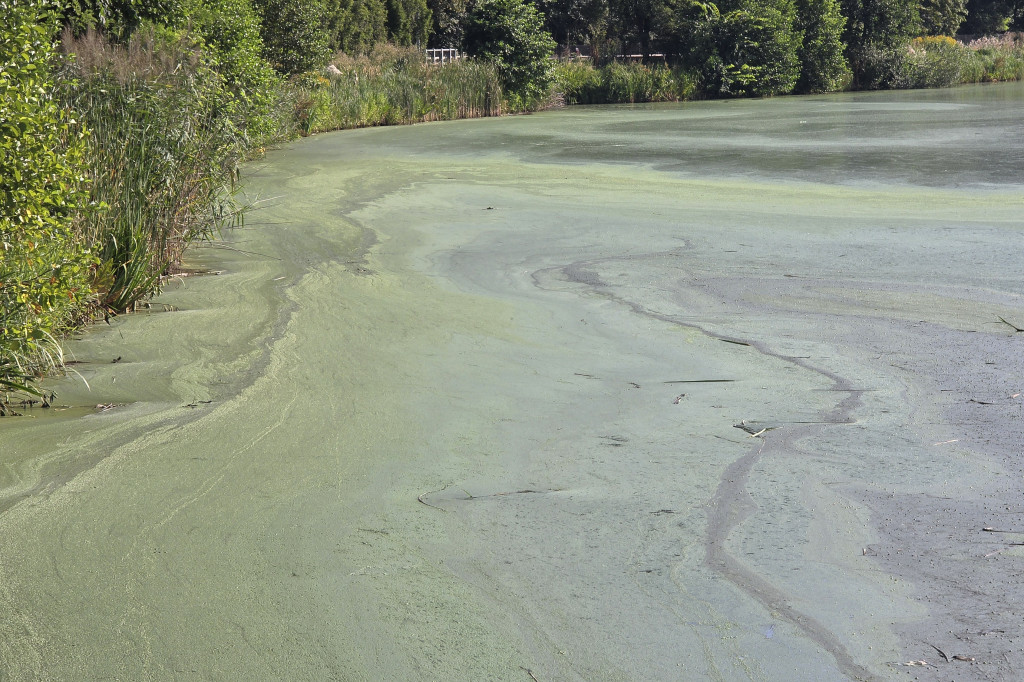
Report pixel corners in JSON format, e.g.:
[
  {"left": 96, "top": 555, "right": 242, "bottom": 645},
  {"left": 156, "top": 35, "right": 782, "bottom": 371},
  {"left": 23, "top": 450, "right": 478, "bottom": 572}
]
[
  {"left": 734, "top": 420, "right": 776, "bottom": 437},
  {"left": 663, "top": 379, "right": 735, "bottom": 384}
]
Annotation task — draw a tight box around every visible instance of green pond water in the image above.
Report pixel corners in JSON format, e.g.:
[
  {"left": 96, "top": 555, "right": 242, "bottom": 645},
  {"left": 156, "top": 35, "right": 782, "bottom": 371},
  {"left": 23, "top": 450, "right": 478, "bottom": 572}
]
[{"left": 3, "top": 83, "right": 1024, "bottom": 681}]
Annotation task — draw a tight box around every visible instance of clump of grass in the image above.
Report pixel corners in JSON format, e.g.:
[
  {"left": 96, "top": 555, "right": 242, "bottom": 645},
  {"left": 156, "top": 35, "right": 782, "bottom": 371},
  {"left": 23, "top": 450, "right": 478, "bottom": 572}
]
[
  {"left": 57, "top": 27, "right": 255, "bottom": 313},
  {"left": 552, "top": 60, "right": 696, "bottom": 105},
  {"left": 287, "top": 44, "right": 503, "bottom": 136},
  {"left": 961, "top": 34, "right": 1024, "bottom": 82},
  {"left": 897, "top": 36, "right": 975, "bottom": 89}
]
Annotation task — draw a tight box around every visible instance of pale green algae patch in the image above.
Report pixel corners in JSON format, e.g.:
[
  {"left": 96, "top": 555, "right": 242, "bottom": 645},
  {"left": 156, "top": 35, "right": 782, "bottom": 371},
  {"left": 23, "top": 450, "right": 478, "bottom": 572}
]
[{"left": 3, "top": 84, "right": 1024, "bottom": 680}]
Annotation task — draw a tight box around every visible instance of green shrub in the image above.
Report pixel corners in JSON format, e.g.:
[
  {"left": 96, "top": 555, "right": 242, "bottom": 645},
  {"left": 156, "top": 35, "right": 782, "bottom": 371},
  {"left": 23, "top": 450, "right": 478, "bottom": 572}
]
[
  {"left": 186, "top": 0, "right": 282, "bottom": 143},
  {"left": 1, "top": 1, "right": 95, "bottom": 398},
  {"left": 680, "top": 0, "right": 803, "bottom": 97},
  {"left": 462, "top": 0, "right": 557, "bottom": 109},
  {"left": 897, "top": 35, "right": 971, "bottom": 88}
]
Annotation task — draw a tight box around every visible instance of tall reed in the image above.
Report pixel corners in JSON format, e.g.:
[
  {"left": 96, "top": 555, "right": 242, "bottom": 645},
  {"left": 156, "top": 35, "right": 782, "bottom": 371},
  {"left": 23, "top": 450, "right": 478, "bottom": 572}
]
[
  {"left": 289, "top": 45, "right": 503, "bottom": 135},
  {"left": 553, "top": 60, "right": 696, "bottom": 105},
  {"left": 57, "top": 28, "right": 255, "bottom": 313}
]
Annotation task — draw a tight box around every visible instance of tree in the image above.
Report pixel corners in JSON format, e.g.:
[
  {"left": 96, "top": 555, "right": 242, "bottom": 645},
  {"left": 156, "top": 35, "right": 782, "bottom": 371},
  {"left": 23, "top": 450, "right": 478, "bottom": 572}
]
[
  {"left": 386, "top": 0, "right": 432, "bottom": 45},
  {"left": 538, "top": 0, "right": 610, "bottom": 48},
  {"left": 674, "top": 0, "right": 803, "bottom": 96},
  {"left": 959, "top": 0, "right": 1017, "bottom": 32},
  {"left": 794, "top": 0, "right": 849, "bottom": 92},
  {"left": 427, "top": 0, "right": 468, "bottom": 47},
  {"left": 840, "top": 0, "right": 919, "bottom": 86},
  {"left": 327, "top": 0, "right": 387, "bottom": 53},
  {"left": 185, "top": 0, "right": 280, "bottom": 138},
  {"left": 57, "top": 0, "right": 188, "bottom": 39},
  {"left": 610, "top": 0, "right": 671, "bottom": 58},
  {"left": 252, "top": 0, "right": 331, "bottom": 74},
  {"left": 919, "top": 0, "right": 966, "bottom": 34},
  {"left": 462, "top": 0, "right": 557, "bottom": 105}
]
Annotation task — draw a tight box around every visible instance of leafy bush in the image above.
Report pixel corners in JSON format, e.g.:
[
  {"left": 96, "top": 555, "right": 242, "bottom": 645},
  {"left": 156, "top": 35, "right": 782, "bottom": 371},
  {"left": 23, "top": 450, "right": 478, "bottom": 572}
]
[
  {"left": 897, "top": 35, "right": 972, "bottom": 88},
  {"left": 186, "top": 0, "right": 282, "bottom": 143},
  {"left": 462, "top": 0, "right": 557, "bottom": 108},
  {"left": 1, "top": 1, "right": 95, "bottom": 397},
  {"left": 684, "top": 0, "right": 803, "bottom": 97},
  {"left": 852, "top": 41, "right": 908, "bottom": 89}
]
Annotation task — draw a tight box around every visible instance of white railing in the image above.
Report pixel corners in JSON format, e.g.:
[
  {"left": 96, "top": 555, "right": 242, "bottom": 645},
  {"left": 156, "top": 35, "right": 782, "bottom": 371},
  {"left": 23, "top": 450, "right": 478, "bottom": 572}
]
[{"left": 426, "top": 48, "right": 462, "bottom": 64}]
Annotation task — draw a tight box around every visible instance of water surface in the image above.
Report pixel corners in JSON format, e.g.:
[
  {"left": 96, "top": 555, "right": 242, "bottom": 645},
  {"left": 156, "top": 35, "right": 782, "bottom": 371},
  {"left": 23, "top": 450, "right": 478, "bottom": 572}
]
[{"left": 3, "top": 83, "right": 1024, "bottom": 681}]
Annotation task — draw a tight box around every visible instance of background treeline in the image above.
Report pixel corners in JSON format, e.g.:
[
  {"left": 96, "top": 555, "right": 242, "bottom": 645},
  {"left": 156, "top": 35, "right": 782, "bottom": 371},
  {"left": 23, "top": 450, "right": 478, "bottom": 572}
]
[{"left": 3, "top": 0, "right": 1024, "bottom": 405}]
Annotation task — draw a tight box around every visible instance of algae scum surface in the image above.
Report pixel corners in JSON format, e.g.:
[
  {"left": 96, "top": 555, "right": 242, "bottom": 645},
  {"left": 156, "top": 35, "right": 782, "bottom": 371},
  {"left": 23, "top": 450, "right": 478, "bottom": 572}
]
[{"left": 4, "top": 84, "right": 1024, "bottom": 680}]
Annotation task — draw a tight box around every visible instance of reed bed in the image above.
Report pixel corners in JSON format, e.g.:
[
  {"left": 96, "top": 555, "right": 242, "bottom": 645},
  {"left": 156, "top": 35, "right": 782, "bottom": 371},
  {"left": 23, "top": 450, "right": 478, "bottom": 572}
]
[
  {"left": 57, "top": 29, "right": 259, "bottom": 313},
  {"left": 290, "top": 45, "right": 503, "bottom": 135},
  {"left": 553, "top": 60, "right": 697, "bottom": 105}
]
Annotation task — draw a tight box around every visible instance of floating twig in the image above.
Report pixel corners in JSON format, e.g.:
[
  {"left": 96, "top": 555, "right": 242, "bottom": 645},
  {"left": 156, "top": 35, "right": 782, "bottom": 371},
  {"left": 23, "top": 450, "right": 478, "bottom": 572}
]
[
  {"left": 997, "top": 316, "right": 1024, "bottom": 333},
  {"left": 519, "top": 667, "right": 539, "bottom": 681},
  {"left": 928, "top": 643, "right": 950, "bottom": 663},
  {"left": 417, "top": 487, "right": 450, "bottom": 512}
]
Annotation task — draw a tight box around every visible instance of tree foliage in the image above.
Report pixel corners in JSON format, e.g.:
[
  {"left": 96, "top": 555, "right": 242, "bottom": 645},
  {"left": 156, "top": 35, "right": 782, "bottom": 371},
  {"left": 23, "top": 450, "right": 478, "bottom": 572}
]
[
  {"left": 794, "top": 0, "right": 849, "bottom": 92},
  {"left": 919, "top": 0, "right": 967, "bottom": 34},
  {"left": 252, "top": 0, "right": 331, "bottom": 74},
  {"left": 673, "top": 0, "right": 802, "bottom": 96},
  {"left": 611, "top": 0, "right": 671, "bottom": 58},
  {"left": 426, "top": 0, "right": 469, "bottom": 46},
  {"left": 327, "top": 0, "right": 387, "bottom": 53},
  {"left": 462, "top": 0, "right": 557, "bottom": 104},
  {"left": 959, "top": 0, "right": 1017, "bottom": 32},
  {"left": 386, "top": 0, "right": 432, "bottom": 45},
  {"left": 58, "top": 0, "right": 188, "bottom": 39}
]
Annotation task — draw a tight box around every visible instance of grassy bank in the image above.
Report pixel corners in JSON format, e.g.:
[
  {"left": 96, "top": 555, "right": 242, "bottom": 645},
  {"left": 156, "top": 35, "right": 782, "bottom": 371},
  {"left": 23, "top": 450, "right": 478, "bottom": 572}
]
[
  {"left": 551, "top": 35, "right": 1024, "bottom": 102},
  {"left": 289, "top": 45, "right": 503, "bottom": 135},
  {"left": 553, "top": 60, "right": 696, "bottom": 104},
  {"left": 1, "top": 14, "right": 284, "bottom": 409}
]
